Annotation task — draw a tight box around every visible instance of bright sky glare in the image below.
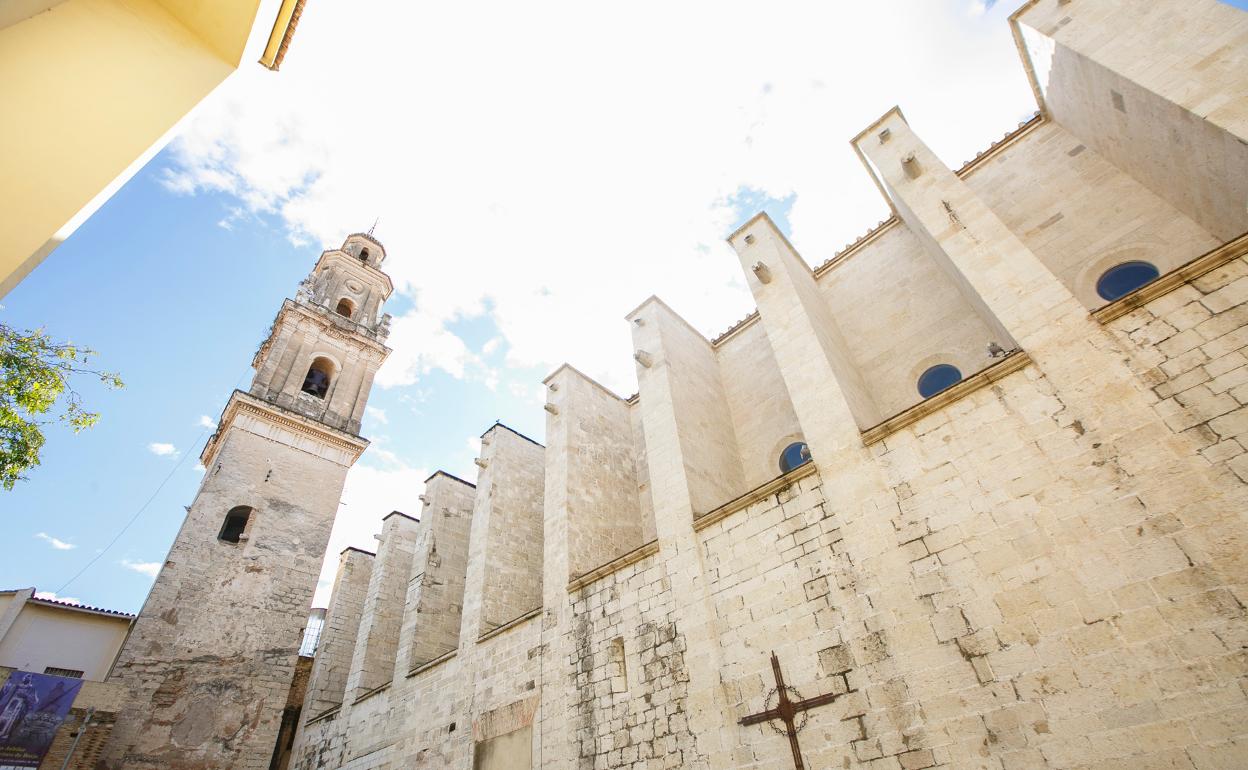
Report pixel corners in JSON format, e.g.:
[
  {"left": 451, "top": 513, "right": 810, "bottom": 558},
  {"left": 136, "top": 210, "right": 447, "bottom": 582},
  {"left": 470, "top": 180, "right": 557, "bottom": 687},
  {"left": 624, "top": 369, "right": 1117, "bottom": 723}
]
[{"left": 2, "top": 0, "right": 1041, "bottom": 612}]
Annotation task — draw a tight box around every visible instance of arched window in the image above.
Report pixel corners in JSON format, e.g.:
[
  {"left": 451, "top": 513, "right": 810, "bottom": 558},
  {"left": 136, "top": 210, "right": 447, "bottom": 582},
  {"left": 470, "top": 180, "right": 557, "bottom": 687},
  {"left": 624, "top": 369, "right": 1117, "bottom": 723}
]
[
  {"left": 301, "top": 357, "right": 335, "bottom": 399},
  {"left": 219, "top": 506, "right": 252, "bottom": 543},
  {"left": 335, "top": 298, "right": 355, "bottom": 318},
  {"left": 359, "top": 248, "right": 370, "bottom": 263},
  {"left": 779, "top": 441, "right": 811, "bottom": 474},
  {"left": 1096, "top": 261, "right": 1159, "bottom": 301},
  {"left": 917, "top": 364, "right": 962, "bottom": 399}
]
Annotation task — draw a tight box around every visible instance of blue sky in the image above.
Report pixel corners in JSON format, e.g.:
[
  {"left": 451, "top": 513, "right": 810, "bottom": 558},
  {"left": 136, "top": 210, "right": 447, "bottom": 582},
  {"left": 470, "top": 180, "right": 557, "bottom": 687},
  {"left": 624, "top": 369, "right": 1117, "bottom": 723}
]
[
  {"left": 0, "top": 153, "right": 549, "bottom": 612},
  {"left": 1, "top": 0, "right": 1062, "bottom": 612}
]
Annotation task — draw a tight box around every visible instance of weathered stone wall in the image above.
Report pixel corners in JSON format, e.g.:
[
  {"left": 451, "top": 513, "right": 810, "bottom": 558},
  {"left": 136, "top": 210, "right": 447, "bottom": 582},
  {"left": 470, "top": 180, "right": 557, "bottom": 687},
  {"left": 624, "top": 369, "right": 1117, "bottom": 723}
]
[
  {"left": 545, "top": 365, "right": 649, "bottom": 580},
  {"left": 345, "top": 512, "right": 420, "bottom": 701},
  {"left": 102, "top": 234, "right": 389, "bottom": 769},
  {"left": 963, "top": 120, "right": 1218, "bottom": 309},
  {"left": 1109, "top": 253, "right": 1248, "bottom": 483},
  {"left": 565, "top": 551, "right": 699, "bottom": 770},
  {"left": 716, "top": 320, "right": 806, "bottom": 488},
  {"left": 818, "top": 222, "right": 1008, "bottom": 420},
  {"left": 284, "top": 4, "right": 1248, "bottom": 768},
  {"left": 1017, "top": 0, "right": 1248, "bottom": 242},
  {"left": 102, "top": 424, "right": 351, "bottom": 770},
  {"left": 303, "top": 548, "right": 373, "bottom": 719},
  {"left": 629, "top": 297, "right": 746, "bottom": 515},
  {"left": 627, "top": 401, "right": 658, "bottom": 544},
  {"left": 397, "top": 472, "right": 475, "bottom": 674},
  {"left": 290, "top": 603, "right": 544, "bottom": 769},
  {"left": 476, "top": 425, "right": 546, "bottom": 633}
]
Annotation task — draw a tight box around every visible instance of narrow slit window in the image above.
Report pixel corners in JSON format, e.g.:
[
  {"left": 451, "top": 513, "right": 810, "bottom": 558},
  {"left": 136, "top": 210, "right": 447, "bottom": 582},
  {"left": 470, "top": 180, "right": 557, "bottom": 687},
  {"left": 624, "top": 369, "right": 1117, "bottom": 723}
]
[{"left": 219, "top": 506, "right": 252, "bottom": 543}]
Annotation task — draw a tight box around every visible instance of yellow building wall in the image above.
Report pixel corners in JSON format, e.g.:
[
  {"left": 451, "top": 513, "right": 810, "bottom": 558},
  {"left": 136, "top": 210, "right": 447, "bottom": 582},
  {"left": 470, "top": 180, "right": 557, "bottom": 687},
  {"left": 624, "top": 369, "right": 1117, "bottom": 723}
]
[{"left": 0, "top": 0, "right": 271, "bottom": 297}]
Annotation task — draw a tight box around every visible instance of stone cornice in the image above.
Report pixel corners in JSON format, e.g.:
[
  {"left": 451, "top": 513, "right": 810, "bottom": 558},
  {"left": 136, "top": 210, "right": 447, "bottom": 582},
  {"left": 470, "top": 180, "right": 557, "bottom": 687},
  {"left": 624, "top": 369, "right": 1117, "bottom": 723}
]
[
  {"left": 542, "top": 363, "right": 630, "bottom": 402},
  {"left": 314, "top": 249, "right": 394, "bottom": 296},
  {"left": 477, "top": 607, "right": 541, "bottom": 644},
  {"left": 201, "top": 390, "right": 369, "bottom": 468},
  {"left": 693, "top": 462, "right": 819, "bottom": 533},
  {"left": 566, "top": 539, "right": 660, "bottom": 593},
  {"left": 253, "top": 298, "right": 391, "bottom": 371},
  {"left": 860, "top": 351, "right": 1033, "bottom": 445},
  {"left": 406, "top": 649, "right": 457, "bottom": 679},
  {"left": 352, "top": 680, "right": 390, "bottom": 705},
  {"left": 1093, "top": 232, "right": 1248, "bottom": 324},
  {"left": 305, "top": 704, "right": 341, "bottom": 725}
]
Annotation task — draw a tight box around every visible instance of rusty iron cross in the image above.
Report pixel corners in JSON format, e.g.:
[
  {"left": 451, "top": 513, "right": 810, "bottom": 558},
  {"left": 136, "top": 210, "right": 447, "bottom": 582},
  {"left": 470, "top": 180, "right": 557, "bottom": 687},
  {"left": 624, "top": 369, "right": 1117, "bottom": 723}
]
[{"left": 739, "top": 651, "right": 848, "bottom": 770}]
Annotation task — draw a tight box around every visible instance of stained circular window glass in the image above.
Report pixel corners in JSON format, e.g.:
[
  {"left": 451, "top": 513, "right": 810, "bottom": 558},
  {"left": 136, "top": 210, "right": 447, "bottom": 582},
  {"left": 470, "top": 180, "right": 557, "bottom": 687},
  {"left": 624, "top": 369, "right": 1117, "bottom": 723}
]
[
  {"left": 779, "top": 442, "right": 811, "bottom": 474},
  {"left": 917, "top": 364, "right": 962, "bottom": 399},
  {"left": 1096, "top": 261, "right": 1159, "bottom": 301}
]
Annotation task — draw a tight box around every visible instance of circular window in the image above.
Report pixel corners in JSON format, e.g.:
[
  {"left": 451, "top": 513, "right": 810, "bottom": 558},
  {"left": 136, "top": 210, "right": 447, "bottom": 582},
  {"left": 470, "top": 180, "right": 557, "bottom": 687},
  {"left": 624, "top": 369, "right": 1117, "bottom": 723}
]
[
  {"left": 779, "top": 442, "right": 811, "bottom": 474},
  {"left": 1096, "top": 261, "right": 1159, "bottom": 301},
  {"left": 917, "top": 364, "right": 962, "bottom": 399}
]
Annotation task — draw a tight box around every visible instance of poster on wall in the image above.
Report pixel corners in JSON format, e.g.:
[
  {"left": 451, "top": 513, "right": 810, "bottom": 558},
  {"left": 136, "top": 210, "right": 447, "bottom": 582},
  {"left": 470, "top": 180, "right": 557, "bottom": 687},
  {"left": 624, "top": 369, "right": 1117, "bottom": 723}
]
[{"left": 0, "top": 671, "right": 84, "bottom": 769}]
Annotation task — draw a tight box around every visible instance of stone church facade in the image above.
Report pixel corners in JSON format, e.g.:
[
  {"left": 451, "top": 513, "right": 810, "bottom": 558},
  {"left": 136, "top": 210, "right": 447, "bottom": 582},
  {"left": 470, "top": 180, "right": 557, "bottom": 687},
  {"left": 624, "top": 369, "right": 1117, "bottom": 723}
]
[{"left": 102, "top": 0, "right": 1248, "bottom": 768}]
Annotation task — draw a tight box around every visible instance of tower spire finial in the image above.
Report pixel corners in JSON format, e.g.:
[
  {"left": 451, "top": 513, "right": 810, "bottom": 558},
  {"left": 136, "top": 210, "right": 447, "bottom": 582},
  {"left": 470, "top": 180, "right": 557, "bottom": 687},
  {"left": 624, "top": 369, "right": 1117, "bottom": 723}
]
[{"left": 368, "top": 217, "right": 379, "bottom": 237}]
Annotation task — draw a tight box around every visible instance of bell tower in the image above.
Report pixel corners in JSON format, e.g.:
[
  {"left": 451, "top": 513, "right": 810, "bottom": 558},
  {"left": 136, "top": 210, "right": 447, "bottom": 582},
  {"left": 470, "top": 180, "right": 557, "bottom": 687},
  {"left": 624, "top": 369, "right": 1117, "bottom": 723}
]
[{"left": 101, "top": 233, "right": 392, "bottom": 770}]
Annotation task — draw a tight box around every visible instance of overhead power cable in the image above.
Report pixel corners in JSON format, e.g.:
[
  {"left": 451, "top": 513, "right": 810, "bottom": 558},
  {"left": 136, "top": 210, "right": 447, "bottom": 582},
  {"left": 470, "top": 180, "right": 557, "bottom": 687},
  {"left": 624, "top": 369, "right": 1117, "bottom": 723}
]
[{"left": 56, "top": 368, "right": 252, "bottom": 594}]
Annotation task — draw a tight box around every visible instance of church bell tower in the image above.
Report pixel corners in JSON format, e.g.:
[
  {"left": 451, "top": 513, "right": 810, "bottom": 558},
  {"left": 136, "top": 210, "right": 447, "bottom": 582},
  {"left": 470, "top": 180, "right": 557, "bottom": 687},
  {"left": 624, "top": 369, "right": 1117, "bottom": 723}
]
[{"left": 101, "top": 233, "right": 393, "bottom": 769}]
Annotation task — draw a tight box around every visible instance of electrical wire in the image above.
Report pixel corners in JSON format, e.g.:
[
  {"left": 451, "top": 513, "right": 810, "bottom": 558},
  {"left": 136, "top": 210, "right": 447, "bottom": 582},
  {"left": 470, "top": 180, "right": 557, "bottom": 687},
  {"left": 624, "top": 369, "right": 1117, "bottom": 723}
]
[{"left": 56, "top": 368, "right": 253, "bottom": 594}]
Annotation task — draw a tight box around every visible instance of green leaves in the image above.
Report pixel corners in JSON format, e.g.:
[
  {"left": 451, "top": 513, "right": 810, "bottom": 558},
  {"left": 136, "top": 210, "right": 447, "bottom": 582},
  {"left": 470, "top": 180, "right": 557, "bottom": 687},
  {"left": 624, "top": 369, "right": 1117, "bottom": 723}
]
[{"left": 0, "top": 324, "right": 123, "bottom": 491}]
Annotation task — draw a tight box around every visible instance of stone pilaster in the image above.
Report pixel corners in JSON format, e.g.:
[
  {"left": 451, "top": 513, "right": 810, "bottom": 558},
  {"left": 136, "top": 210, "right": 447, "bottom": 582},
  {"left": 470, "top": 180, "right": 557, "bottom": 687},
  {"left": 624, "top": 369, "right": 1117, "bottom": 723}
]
[
  {"left": 302, "top": 548, "right": 374, "bottom": 719},
  {"left": 626, "top": 297, "right": 741, "bottom": 769},
  {"left": 345, "top": 511, "right": 420, "bottom": 702},
  {"left": 393, "top": 472, "right": 475, "bottom": 678}
]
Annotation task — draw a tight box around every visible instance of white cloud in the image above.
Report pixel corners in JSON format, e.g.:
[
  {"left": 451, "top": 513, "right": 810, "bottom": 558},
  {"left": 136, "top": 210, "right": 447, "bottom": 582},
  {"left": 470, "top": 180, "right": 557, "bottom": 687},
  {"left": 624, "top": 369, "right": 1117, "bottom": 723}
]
[
  {"left": 120, "top": 559, "right": 161, "bottom": 579},
  {"left": 365, "top": 406, "right": 388, "bottom": 425},
  {"left": 161, "top": 3, "right": 1037, "bottom": 604},
  {"left": 34, "top": 532, "right": 76, "bottom": 551},
  {"left": 311, "top": 449, "right": 428, "bottom": 605},
  {"left": 147, "top": 442, "right": 178, "bottom": 457},
  {"left": 34, "top": 591, "right": 83, "bottom": 605},
  {"left": 197, "top": 415, "right": 217, "bottom": 429},
  {"left": 161, "top": 1, "right": 1035, "bottom": 399}
]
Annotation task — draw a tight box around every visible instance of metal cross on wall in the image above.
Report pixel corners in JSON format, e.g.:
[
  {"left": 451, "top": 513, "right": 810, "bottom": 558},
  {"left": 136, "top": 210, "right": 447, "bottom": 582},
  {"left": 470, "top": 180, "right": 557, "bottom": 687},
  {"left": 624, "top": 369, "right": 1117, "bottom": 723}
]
[{"left": 738, "top": 651, "right": 851, "bottom": 770}]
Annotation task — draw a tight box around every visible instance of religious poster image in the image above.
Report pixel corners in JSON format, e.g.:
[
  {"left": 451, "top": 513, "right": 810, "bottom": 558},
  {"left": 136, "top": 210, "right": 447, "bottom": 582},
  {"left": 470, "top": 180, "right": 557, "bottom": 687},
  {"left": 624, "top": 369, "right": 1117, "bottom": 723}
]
[{"left": 0, "top": 671, "right": 83, "bottom": 769}]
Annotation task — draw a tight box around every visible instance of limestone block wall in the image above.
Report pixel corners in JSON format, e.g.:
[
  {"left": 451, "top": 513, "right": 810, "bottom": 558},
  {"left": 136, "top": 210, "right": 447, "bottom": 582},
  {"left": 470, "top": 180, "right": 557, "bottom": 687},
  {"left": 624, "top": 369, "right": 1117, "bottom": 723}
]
[
  {"left": 562, "top": 551, "right": 701, "bottom": 769},
  {"left": 817, "top": 222, "right": 1009, "bottom": 419},
  {"left": 1016, "top": 0, "right": 1248, "bottom": 241},
  {"left": 544, "top": 365, "right": 651, "bottom": 579},
  {"left": 627, "top": 400, "right": 658, "bottom": 543},
  {"left": 291, "top": 616, "right": 544, "bottom": 770},
  {"left": 102, "top": 424, "right": 351, "bottom": 770},
  {"left": 474, "top": 425, "right": 546, "bottom": 634},
  {"left": 345, "top": 511, "right": 420, "bottom": 701},
  {"left": 303, "top": 547, "right": 374, "bottom": 719},
  {"left": 1108, "top": 251, "right": 1248, "bottom": 483},
  {"left": 697, "top": 362, "right": 1248, "bottom": 769},
  {"left": 397, "top": 472, "right": 476, "bottom": 674},
  {"left": 628, "top": 297, "right": 746, "bottom": 515},
  {"left": 963, "top": 120, "right": 1219, "bottom": 308},
  {"left": 715, "top": 320, "right": 806, "bottom": 488}
]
